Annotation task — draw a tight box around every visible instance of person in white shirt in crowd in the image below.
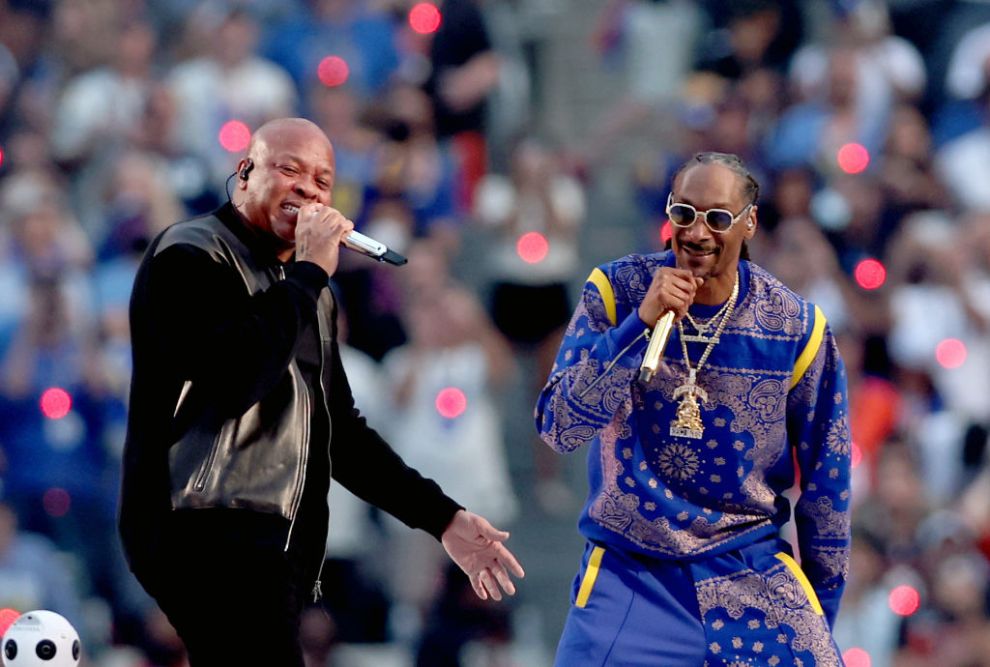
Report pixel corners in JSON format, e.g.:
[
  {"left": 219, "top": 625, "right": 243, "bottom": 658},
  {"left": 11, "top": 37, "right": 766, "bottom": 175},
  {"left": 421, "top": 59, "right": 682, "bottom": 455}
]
[
  {"left": 934, "top": 89, "right": 990, "bottom": 212},
  {"left": 886, "top": 212, "right": 990, "bottom": 504},
  {"left": 381, "top": 240, "right": 518, "bottom": 634},
  {"left": 50, "top": 18, "right": 159, "bottom": 239},
  {"left": 167, "top": 6, "right": 297, "bottom": 187},
  {"left": 788, "top": 0, "right": 925, "bottom": 125},
  {"left": 474, "top": 136, "right": 585, "bottom": 514}
]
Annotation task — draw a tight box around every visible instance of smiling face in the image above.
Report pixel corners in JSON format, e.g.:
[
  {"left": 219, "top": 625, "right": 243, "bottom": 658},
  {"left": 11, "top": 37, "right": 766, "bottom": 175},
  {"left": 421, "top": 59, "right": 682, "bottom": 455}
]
[
  {"left": 669, "top": 162, "right": 756, "bottom": 303},
  {"left": 234, "top": 119, "right": 335, "bottom": 253}
]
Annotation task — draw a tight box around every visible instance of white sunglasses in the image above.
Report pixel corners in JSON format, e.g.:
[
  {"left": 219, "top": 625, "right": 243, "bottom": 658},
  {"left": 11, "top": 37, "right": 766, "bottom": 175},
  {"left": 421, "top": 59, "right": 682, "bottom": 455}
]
[{"left": 666, "top": 193, "right": 752, "bottom": 233}]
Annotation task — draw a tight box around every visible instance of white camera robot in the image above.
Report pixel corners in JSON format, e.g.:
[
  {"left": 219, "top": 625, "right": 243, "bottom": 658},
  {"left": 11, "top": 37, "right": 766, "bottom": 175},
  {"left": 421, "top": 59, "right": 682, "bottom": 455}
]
[{"left": 1, "top": 611, "right": 80, "bottom": 667}]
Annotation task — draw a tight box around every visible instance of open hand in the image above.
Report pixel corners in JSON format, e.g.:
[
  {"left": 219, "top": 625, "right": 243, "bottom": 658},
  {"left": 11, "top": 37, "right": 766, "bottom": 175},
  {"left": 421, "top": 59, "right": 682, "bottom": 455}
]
[{"left": 441, "top": 510, "right": 525, "bottom": 601}]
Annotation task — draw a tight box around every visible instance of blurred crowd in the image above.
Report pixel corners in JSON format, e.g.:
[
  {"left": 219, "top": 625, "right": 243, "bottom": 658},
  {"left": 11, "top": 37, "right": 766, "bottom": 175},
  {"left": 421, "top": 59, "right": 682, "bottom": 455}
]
[{"left": 0, "top": 0, "right": 989, "bottom": 665}]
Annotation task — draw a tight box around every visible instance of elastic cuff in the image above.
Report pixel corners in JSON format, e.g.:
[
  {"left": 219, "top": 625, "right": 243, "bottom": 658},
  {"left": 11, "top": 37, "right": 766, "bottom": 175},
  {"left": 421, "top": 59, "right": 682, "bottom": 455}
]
[{"left": 422, "top": 496, "right": 466, "bottom": 542}]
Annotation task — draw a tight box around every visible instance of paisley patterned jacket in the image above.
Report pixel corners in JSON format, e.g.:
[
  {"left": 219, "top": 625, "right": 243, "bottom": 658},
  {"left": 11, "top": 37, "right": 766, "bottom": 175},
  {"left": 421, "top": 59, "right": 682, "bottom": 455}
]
[{"left": 535, "top": 251, "right": 851, "bottom": 623}]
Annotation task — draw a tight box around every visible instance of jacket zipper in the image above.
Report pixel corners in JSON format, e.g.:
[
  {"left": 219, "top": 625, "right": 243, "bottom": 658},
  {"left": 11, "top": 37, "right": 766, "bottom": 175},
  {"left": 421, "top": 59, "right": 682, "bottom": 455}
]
[
  {"left": 309, "top": 309, "right": 333, "bottom": 603},
  {"left": 278, "top": 263, "right": 330, "bottom": 603},
  {"left": 283, "top": 259, "right": 307, "bottom": 551},
  {"left": 193, "top": 428, "right": 224, "bottom": 492}
]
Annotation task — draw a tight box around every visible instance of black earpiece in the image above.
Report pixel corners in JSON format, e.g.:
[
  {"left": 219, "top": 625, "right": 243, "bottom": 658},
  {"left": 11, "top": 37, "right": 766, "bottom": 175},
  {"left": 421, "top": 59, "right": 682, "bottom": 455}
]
[{"left": 239, "top": 158, "right": 254, "bottom": 181}]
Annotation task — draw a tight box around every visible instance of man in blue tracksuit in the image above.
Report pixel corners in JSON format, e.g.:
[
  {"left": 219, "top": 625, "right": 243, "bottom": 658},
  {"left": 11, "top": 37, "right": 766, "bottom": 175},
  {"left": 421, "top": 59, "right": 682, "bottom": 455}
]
[{"left": 536, "top": 152, "right": 850, "bottom": 666}]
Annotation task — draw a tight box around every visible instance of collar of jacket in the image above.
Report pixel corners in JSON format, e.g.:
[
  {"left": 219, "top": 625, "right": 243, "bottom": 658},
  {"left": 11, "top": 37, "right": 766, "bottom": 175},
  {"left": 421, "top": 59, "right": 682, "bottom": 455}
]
[{"left": 216, "top": 202, "right": 293, "bottom": 271}]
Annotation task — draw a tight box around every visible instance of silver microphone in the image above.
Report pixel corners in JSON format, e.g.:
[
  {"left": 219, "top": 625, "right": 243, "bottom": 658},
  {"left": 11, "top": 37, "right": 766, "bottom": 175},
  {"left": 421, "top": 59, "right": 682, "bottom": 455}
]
[
  {"left": 342, "top": 230, "right": 407, "bottom": 266},
  {"left": 638, "top": 310, "right": 675, "bottom": 383}
]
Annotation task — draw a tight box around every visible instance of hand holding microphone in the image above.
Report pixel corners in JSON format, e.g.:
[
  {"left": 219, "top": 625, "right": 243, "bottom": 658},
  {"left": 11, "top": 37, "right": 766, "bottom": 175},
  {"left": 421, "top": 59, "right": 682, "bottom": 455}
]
[
  {"left": 638, "top": 268, "right": 703, "bottom": 383},
  {"left": 295, "top": 203, "right": 354, "bottom": 276},
  {"left": 295, "top": 204, "right": 407, "bottom": 275}
]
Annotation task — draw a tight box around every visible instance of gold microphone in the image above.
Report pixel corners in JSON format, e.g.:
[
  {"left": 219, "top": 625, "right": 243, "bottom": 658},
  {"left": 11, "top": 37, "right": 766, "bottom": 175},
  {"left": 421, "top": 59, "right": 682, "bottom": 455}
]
[{"left": 638, "top": 310, "right": 675, "bottom": 383}]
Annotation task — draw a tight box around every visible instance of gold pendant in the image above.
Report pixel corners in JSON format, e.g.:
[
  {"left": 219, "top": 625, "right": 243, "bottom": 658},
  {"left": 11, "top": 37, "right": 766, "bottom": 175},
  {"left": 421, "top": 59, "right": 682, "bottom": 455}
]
[
  {"left": 670, "top": 371, "right": 706, "bottom": 439},
  {"left": 680, "top": 333, "right": 720, "bottom": 344}
]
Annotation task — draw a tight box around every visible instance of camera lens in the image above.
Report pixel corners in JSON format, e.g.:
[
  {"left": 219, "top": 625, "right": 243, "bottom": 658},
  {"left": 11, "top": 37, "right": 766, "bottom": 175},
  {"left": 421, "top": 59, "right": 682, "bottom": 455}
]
[{"left": 36, "top": 639, "right": 57, "bottom": 660}]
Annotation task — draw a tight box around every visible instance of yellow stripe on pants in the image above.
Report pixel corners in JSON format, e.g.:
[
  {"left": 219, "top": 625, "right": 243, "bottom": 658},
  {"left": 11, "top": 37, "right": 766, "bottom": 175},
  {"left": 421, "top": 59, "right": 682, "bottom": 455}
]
[{"left": 576, "top": 546, "right": 605, "bottom": 608}]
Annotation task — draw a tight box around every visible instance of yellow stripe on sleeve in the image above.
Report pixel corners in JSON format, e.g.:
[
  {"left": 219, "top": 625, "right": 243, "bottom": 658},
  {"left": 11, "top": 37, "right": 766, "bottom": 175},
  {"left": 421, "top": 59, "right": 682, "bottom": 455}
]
[
  {"left": 588, "top": 268, "right": 617, "bottom": 327},
  {"left": 575, "top": 546, "right": 605, "bottom": 608},
  {"left": 775, "top": 552, "right": 825, "bottom": 616},
  {"left": 789, "top": 305, "right": 826, "bottom": 390}
]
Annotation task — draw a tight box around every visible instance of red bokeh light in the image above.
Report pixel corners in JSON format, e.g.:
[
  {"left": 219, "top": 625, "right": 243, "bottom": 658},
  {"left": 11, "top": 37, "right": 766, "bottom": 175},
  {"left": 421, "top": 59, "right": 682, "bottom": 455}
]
[
  {"left": 0, "top": 145, "right": 5, "bottom": 168},
  {"left": 888, "top": 585, "right": 921, "bottom": 616},
  {"left": 935, "top": 338, "right": 967, "bottom": 369},
  {"left": 854, "top": 258, "right": 886, "bottom": 290},
  {"left": 837, "top": 143, "right": 870, "bottom": 174},
  {"left": 40, "top": 387, "right": 72, "bottom": 420},
  {"left": 42, "top": 488, "right": 71, "bottom": 518},
  {"left": 660, "top": 220, "right": 672, "bottom": 244},
  {"left": 517, "top": 232, "right": 549, "bottom": 264},
  {"left": 317, "top": 56, "right": 350, "bottom": 87},
  {"left": 851, "top": 442, "right": 862, "bottom": 469},
  {"left": 0, "top": 609, "right": 20, "bottom": 638},
  {"left": 843, "top": 648, "right": 871, "bottom": 667},
  {"left": 218, "top": 120, "right": 251, "bottom": 153},
  {"left": 435, "top": 387, "right": 467, "bottom": 419},
  {"left": 409, "top": 3, "right": 442, "bottom": 34}
]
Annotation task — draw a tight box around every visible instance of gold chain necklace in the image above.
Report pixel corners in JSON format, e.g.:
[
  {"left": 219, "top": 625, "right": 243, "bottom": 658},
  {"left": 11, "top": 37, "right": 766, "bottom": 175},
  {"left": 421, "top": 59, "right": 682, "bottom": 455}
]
[
  {"left": 669, "top": 273, "right": 739, "bottom": 440},
  {"left": 682, "top": 295, "right": 734, "bottom": 342}
]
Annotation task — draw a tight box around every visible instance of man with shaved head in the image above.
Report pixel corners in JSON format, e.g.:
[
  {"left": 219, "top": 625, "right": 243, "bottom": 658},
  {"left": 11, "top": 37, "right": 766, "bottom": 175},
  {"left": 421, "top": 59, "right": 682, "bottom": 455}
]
[{"left": 119, "top": 118, "right": 523, "bottom": 666}]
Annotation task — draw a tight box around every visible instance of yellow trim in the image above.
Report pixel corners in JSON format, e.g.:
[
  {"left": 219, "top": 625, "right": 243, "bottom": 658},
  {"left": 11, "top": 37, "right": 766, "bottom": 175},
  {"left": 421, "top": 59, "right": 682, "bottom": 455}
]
[
  {"left": 575, "top": 546, "right": 605, "bottom": 608},
  {"left": 789, "top": 305, "right": 826, "bottom": 390},
  {"left": 775, "top": 552, "right": 824, "bottom": 616},
  {"left": 588, "top": 268, "right": 617, "bottom": 327}
]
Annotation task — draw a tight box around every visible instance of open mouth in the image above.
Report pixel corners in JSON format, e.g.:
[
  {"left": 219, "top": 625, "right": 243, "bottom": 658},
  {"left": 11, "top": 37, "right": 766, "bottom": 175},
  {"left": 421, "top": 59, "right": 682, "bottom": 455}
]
[{"left": 281, "top": 203, "right": 300, "bottom": 217}]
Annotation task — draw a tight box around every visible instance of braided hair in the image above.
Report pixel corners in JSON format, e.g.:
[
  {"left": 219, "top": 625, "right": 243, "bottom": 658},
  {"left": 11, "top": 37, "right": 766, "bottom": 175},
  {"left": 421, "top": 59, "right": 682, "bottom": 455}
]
[{"left": 669, "top": 151, "right": 759, "bottom": 260}]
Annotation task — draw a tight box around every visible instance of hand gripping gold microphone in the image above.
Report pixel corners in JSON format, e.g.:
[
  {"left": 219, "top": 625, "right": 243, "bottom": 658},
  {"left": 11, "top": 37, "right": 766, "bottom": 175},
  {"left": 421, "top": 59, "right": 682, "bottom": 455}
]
[{"left": 638, "top": 310, "right": 676, "bottom": 383}]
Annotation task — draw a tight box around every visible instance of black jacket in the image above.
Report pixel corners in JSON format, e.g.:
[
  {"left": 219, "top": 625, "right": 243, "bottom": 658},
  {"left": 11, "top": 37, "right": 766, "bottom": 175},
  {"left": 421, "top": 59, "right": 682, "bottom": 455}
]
[{"left": 119, "top": 204, "right": 461, "bottom": 576}]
